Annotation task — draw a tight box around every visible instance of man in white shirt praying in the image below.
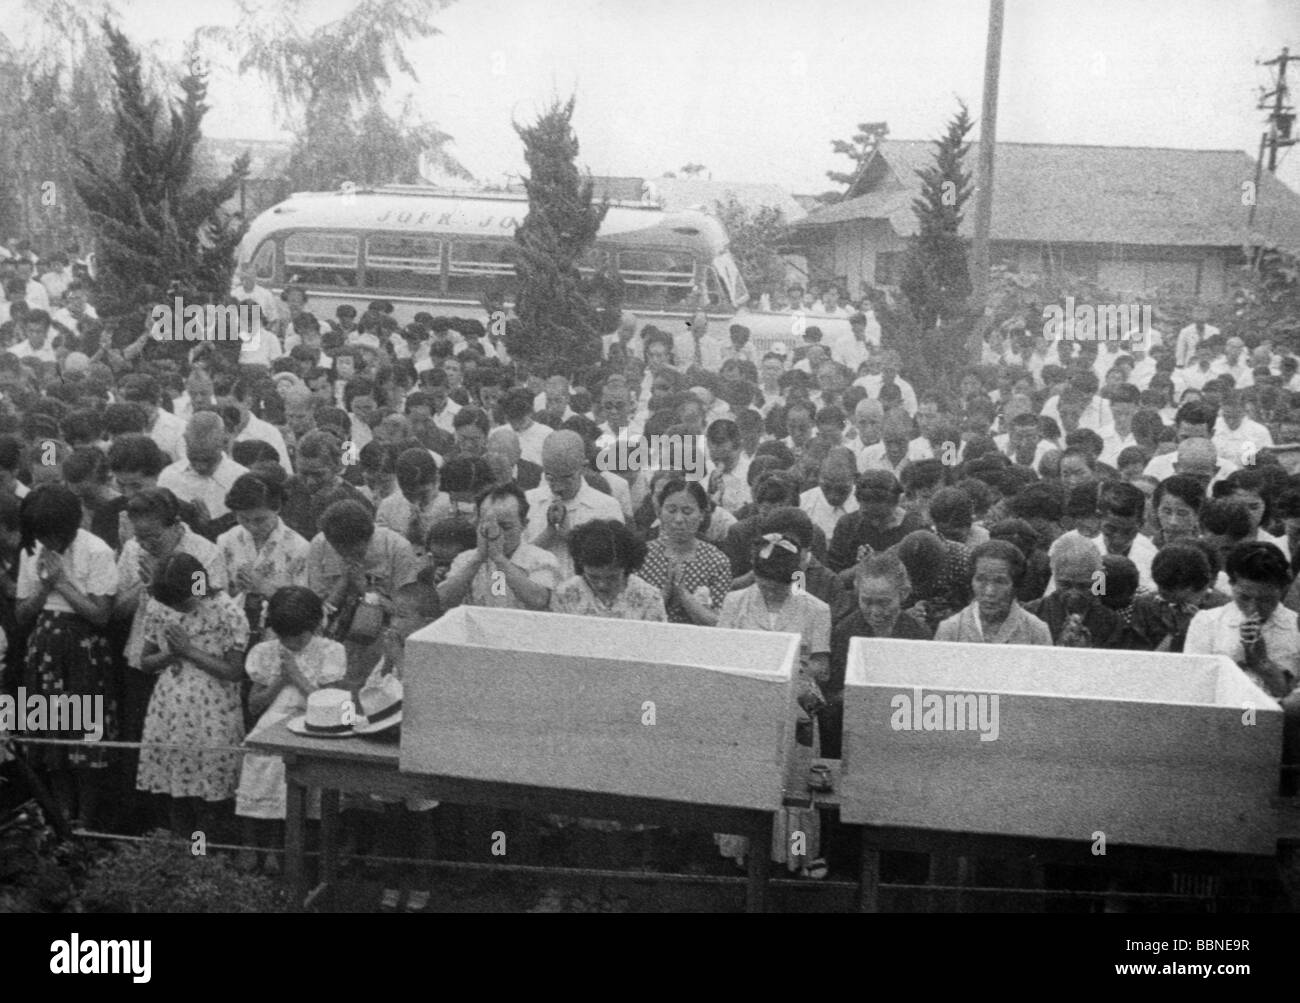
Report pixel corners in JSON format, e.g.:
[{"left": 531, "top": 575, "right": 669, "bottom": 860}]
[
  {"left": 157, "top": 411, "right": 249, "bottom": 521},
  {"left": 799, "top": 448, "right": 859, "bottom": 539}
]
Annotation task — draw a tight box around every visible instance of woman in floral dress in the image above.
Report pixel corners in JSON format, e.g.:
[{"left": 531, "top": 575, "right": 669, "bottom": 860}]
[
  {"left": 16, "top": 485, "right": 119, "bottom": 828},
  {"left": 638, "top": 479, "right": 731, "bottom": 626},
  {"left": 549, "top": 520, "right": 667, "bottom": 621},
  {"left": 136, "top": 553, "right": 250, "bottom": 836}
]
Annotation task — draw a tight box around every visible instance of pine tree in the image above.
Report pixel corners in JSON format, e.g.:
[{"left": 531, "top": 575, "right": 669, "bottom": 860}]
[
  {"left": 72, "top": 21, "right": 248, "bottom": 334},
  {"left": 825, "top": 121, "right": 889, "bottom": 199},
  {"left": 897, "top": 102, "right": 975, "bottom": 380},
  {"left": 509, "top": 96, "right": 622, "bottom": 373}
]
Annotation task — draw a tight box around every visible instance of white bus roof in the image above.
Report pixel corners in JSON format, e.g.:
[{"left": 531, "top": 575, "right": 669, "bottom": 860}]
[{"left": 238, "top": 188, "right": 731, "bottom": 262}]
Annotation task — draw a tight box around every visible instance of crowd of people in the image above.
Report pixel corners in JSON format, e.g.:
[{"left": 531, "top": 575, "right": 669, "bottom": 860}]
[{"left": 3, "top": 237, "right": 1300, "bottom": 893}]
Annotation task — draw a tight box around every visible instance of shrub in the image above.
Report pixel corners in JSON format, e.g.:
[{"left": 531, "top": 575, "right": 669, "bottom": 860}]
[{"left": 81, "top": 832, "right": 289, "bottom": 913}]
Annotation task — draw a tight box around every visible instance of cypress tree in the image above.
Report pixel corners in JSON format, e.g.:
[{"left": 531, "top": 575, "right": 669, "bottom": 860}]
[
  {"left": 509, "top": 96, "right": 622, "bottom": 374},
  {"left": 72, "top": 21, "right": 248, "bottom": 340}
]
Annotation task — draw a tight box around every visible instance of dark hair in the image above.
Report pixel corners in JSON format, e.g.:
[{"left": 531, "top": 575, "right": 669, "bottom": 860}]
[
  {"left": 655, "top": 477, "right": 710, "bottom": 512},
  {"left": 987, "top": 517, "right": 1039, "bottom": 560},
  {"left": 265, "top": 586, "right": 324, "bottom": 636},
  {"left": 320, "top": 500, "right": 376, "bottom": 549},
  {"left": 20, "top": 484, "right": 81, "bottom": 554},
  {"left": 107, "top": 434, "right": 167, "bottom": 479},
  {"left": 475, "top": 482, "right": 529, "bottom": 522},
  {"left": 1007, "top": 481, "right": 1065, "bottom": 522},
  {"left": 706, "top": 418, "right": 740, "bottom": 445},
  {"left": 62, "top": 445, "right": 109, "bottom": 486},
  {"left": 756, "top": 506, "right": 815, "bottom": 550},
  {"left": 395, "top": 448, "right": 439, "bottom": 491},
  {"left": 929, "top": 486, "right": 974, "bottom": 527},
  {"left": 1218, "top": 467, "right": 1274, "bottom": 524},
  {"left": 1099, "top": 554, "right": 1140, "bottom": 608},
  {"left": 226, "top": 472, "right": 284, "bottom": 513},
  {"left": 150, "top": 552, "right": 212, "bottom": 609},
  {"left": 231, "top": 439, "right": 280, "bottom": 469},
  {"left": 1152, "top": 543, "right": 1212, "bottom": 592},
  {"left": 1174, "top": 401, "right": 1215, "bottom": 431},
  {"left": 1224, "top": 540, "right": 1291, "bottom": 590},
  {"left": 425, "top": 517, "right": 478, "bottom": 555},
  {"left": 753, "top": 471, "right": 801, "bottom": 506},
  {"left": 1199, "top": 498, "right": 1253, "bottom": 539},
  {"left": 1096, "top": 481, "right": 1146, "bottom": 520},
  {"left": 1154, "top": 474, "right": 1206, "bottom": 516},
  {"left": 126, "top": 486, "right": 183, "bottom": 526},
  {"left": 103, "top": 402, "right": 149, "bottom": 436},
  {"left": 1116, "top": 445, "right": 1151, "bottom": 470},
  {"left": 569, "top": 519, "right": 646, "bottom": 575},
  {"left": 453, "top": 406, "right": 491, "bottom": 436},
  {"left": 900, "top": 458, "right": 946, "bottom": 494},
  {"left": 970, "top": 539, "right": 1027, "bottom": 585}
]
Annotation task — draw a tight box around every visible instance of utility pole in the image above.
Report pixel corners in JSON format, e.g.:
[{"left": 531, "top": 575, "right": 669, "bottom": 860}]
[
  {"left": 1260, "top": 47, "right": 1298, "bottom": 173},
  {"left": 970, "top": 0, "right": 1004, "bottom": 313},
  {"left": 1248, "top": 48, "right": 1298, "bottom": 244}
]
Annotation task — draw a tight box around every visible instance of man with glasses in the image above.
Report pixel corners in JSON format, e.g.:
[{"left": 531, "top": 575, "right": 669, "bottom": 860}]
[{"left": 524, "top": 430, "right": 624, "bottom": 578}]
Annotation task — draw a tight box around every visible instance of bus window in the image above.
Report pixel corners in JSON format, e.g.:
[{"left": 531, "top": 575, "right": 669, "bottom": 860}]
[
  {"left": 617, "top": 249, "right": 696, "bottom": 308},
  {"left": 251, "top": 240, "right": 276, "bottom": 282},
  {"left": 447, "top": 241, "right": 517, "bottom": 300},
  {"left": 364, "top": 234, "right": 442, "bottom": 292},
  {"left": 284, "top": 232, "right": 359, "bottom": 287}
]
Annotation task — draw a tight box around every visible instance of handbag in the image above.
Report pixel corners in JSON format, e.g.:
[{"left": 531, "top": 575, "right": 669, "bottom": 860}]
[{"left": 345, "top": 598, "right": 387, "bottom": 645}]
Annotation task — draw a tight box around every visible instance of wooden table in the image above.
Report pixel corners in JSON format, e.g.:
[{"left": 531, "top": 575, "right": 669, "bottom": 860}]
[
  {"left": 803, "top": 760, "right": 1284, "bottom": 911},
  {"left": 245, "top": 722, "right": 780, "bottom": 913}
]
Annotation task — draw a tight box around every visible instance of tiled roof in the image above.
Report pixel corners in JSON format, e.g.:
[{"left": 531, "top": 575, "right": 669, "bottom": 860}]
[{"left": 794, "top": 140, "right": 1300, "bottom": 252}]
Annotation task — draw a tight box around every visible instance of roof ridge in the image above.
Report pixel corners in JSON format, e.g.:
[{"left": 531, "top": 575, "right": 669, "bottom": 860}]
[{"left": 884, "top": 139, "right": 1254, "bottom": 155}]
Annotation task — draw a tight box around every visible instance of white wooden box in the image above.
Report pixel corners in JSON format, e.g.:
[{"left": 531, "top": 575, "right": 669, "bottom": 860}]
[
  {"left": 841, "top": 638, "right": 1283, "bottom": 855},
  {"left": 400, "top": 607, "right": 800, "bottom": 810}
]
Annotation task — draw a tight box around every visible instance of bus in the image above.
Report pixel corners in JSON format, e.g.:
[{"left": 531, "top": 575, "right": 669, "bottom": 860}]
[{"left": 233, "top": 185, "right": 853, "bottom": 357}]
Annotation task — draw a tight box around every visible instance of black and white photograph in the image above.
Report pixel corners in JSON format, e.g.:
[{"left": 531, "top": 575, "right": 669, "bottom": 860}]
[{"left": 0, "top": 0, "right": 1298, "bottom": 953}]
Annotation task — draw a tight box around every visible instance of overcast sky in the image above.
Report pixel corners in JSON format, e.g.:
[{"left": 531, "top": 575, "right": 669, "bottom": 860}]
[{"left": 36, "top": 0, "right": 1300, "bottom": 193}]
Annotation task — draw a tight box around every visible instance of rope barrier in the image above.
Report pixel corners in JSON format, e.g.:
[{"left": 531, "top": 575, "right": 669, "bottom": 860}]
[
  {"left": 66, "top": 828, "right": 1254, "bottom": 902},
  {"left": 7, "top": 735, "right": 251, "bottom": 754}
]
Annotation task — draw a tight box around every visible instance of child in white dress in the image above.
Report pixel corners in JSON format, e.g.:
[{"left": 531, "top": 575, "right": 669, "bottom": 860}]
[
  {"left": 716, "top": 518, "right": 831, "bottom": 877},
  {"left": 236, "top": 586, "right": 346, "bottom": 873}
]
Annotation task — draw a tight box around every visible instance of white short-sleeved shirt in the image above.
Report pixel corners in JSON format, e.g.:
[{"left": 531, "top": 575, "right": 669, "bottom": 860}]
[
  {"left": 718, "top": 585, "right": 830, "bottom": 674},
  {"left": 157, "top": 455, "right": 249, "bottom": 519},
  {"left": 523, "top": 481, "right": 625, "bottom": 579},
  {"left": 17, "top": 529, "right": 118, "bottom": 613},
  {"left": 446, "top": 542, "right": 560, "bottom": 608},
  {"left": 1184, "top": 601, "right": 1300, "bottom": 694}
]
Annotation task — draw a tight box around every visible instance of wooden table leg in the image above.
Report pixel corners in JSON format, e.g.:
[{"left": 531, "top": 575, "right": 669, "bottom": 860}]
[
  {"left": 320, "top": 789, "right": 341, "bottom": 911},
  {"left": 858, "top": 827, "right": 881, "bottom": 913},
  {"left": 746, "top": 815, "right": 773, "bottom": 914},
  {"left": 285, "top": 772, "right": 307, "bottom": 910}
]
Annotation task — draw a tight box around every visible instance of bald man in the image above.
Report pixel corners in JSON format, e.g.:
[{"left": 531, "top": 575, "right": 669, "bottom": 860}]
[
  {"left": 800, "top": 447, "right": 860, "bottom": 538},
  {"left": 1027, "top": 534, "right": 1125, "bottom": 647},
  {"left": 523, "top": 430, "right": 624, "bottom": 578},
  {"left": 487, "top": 425, "right": 542, "bottom": 490},
  {"left": 157, "top": 411, "right": 249, "bottom": 520},
  {"left": 848, "top": 399, "right": 884, "bottom": 471},
  {"left": 1171, "top": 437, "right": 1236, "bottom": 490},
  {"left": 859, "top": 410, "right": 933, "bottom": 475}
]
